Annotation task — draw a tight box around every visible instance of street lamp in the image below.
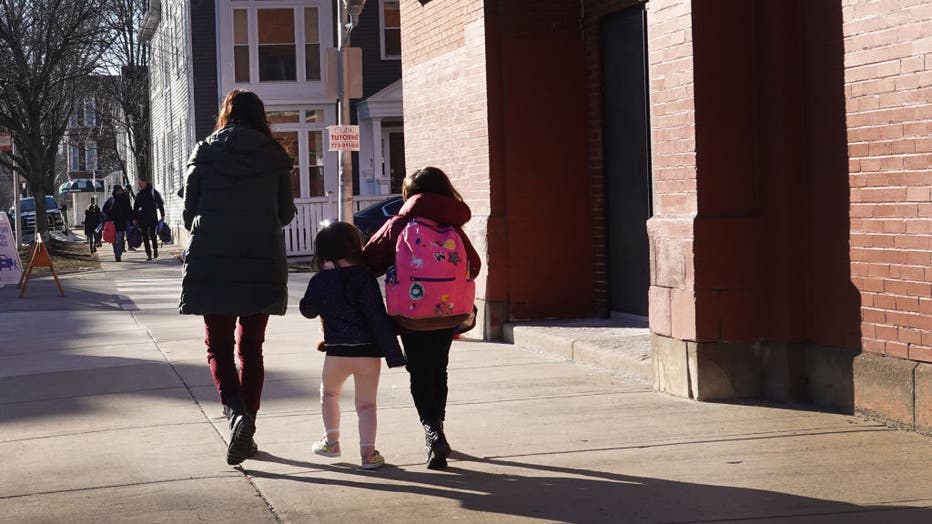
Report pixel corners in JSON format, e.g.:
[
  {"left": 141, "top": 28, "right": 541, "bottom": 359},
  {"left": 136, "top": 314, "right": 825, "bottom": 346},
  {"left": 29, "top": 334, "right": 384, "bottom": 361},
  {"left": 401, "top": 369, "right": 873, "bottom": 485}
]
[{"left": 336, "top": 0, "right": 366, "bottom": 222}]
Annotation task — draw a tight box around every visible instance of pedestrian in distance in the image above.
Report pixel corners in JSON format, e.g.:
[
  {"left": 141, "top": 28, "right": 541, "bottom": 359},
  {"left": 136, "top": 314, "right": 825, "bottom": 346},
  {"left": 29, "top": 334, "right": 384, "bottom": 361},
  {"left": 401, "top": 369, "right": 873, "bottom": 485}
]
[
  {"left": 91, "top": 202, "right": 103, "bottom": 247},
  {"left": 362, "top": 167, "right": 481, "bottom": 469},
  {"left": 84, "top": 202, "right": 102, "bottom": 253},
  {"left": 102, "top": 185, "right": 132, "bottom": 262},
  {"left": 299, "top": 221, "right": 407, "bottom": 470},
  {"left": 179, "top": 89, "right": 296, "bottom": 466},
  {"left": 133, "top": 179, "right": 165, "bottom": 261}
]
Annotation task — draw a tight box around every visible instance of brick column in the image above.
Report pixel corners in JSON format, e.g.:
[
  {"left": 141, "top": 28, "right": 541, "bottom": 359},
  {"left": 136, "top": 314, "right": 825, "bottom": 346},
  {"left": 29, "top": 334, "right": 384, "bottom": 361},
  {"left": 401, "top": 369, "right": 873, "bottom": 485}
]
[
  {"left": 644, "top": 0, "right": 701, "bottom": 397},
  {"left": 843, "top": 0, "right": 932, "bottom": 432},
  {"left": 399, "top": 0, "right": 505, "bottom": 337}
]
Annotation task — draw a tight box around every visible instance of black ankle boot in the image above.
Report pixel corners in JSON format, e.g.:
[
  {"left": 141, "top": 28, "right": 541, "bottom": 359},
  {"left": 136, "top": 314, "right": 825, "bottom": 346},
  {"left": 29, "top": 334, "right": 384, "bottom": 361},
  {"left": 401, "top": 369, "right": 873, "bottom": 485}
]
[
  {"left": 424, "top": 420, "right": 449, "bottom": 469},
  {"left": 437, "top": 418, "right": 451, "bottom": 449},
  {"left": 247, "top": 411, "right": 259, "bottom": 457},
  {"left": 223, "top": 405, "right": 255, "bottom": 466}
]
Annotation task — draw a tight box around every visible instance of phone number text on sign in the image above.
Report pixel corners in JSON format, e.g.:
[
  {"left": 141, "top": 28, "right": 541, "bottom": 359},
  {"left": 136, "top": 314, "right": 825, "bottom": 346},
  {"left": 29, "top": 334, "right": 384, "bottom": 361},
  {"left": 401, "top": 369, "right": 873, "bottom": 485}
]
[{"left": 327, "top": 125, "right": 360, "bottom": 151}]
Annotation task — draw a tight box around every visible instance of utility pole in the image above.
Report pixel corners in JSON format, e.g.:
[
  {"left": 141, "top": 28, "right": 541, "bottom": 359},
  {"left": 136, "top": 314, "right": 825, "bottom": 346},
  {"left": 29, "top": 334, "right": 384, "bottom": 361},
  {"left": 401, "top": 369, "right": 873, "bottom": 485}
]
[
  {"left": 336, "top": 0, "right": 366, "bottom": 222},
  {"left": 11, "top": 137, "right": 20, "bottom": 247}
]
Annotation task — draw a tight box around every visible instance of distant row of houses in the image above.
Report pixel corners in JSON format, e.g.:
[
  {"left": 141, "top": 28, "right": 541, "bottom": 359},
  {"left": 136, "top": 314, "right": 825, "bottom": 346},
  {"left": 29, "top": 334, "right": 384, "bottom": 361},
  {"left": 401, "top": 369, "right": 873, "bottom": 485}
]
[{"left": 132, "top": 0, "right": 406, "bottom": 255}]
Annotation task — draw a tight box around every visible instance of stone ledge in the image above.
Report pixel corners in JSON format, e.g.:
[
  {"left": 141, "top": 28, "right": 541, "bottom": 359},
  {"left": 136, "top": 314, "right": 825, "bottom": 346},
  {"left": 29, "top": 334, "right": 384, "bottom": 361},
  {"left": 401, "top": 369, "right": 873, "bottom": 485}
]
[
  {"left": 504, "top": 318, "right": 652, "bottom": 383},
  {"left": 916, "top": 363, "right": 932, "bottom": 436},
  {"left": 853, "top": 352, "right": 918, "bottom": 430}
]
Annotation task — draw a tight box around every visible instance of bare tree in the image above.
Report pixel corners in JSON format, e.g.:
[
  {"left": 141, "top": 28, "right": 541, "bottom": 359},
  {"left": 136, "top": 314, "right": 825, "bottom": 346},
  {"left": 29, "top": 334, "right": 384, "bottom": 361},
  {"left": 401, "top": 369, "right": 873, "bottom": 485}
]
[
  {"left": 101, "top": 0, "right": 150, "bottom": 191},
  {"left": 0, "top": 0, "right": 110, "bottom": 243},
  {"left": 59, "top": 75, "right": 125, "bottom": 183}
]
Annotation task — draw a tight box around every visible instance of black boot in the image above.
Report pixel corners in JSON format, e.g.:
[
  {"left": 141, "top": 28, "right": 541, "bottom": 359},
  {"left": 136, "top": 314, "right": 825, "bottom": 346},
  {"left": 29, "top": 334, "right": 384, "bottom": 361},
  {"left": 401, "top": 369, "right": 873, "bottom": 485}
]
[
  {"left": 223, "top": 405, "right": 255, "bottom": 465},
  {"left": 437, "top": 420, "right": 451, "bottom": 455},
  {"left": 247, "top": 411, "right": 259, "bottom": 457},
  {"left": 424, "top": 420, "right": 449, "bottom": 469}
]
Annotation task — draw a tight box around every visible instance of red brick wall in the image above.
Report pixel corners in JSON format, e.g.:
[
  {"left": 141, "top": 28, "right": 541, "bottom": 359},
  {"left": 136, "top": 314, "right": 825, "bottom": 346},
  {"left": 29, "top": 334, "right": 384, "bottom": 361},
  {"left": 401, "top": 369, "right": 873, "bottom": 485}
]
[
  {"left": 643, "top": 0, "right": 698, "bottom": 339},
  {"left": 487, "top": 1, "right": 593, "bottom": 319},
  {"left": 845, "top": 0, "right": 932, "bottom": 364},
  {"left": 399, "top": 0, "right": 495, "bottom": 307},
  {"left": 402, "top": 1, "right": 596, "bottom": 329}
]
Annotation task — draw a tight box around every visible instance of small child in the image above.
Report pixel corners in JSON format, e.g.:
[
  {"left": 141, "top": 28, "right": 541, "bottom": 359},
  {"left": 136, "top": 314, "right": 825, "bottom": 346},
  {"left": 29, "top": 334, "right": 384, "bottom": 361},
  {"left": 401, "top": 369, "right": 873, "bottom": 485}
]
[{"left": 299, "top": 221, "right": 407, "bottom": 470}]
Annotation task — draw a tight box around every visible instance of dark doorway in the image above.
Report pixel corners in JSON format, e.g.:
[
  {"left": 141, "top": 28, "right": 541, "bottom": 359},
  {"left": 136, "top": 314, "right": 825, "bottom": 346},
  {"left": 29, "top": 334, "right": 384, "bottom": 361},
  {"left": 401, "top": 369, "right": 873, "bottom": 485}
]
[
  {"left": 384, "top": 128, "right": 406, "bottom": 194},
  {"left": 601, "top": 4, "right": 653, "bottom": 316}
]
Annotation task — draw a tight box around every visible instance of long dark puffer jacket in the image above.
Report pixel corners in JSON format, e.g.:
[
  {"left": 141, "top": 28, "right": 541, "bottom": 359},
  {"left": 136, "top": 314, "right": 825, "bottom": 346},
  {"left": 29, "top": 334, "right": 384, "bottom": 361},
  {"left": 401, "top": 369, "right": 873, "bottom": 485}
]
[
  {"left": 102, "top": 190, "right": 133, "bottom": 232},
  {"left": 133, "top": 186, "right": 164, "bottom": 227},
  {"left": 179, "top": 125, "right": 297, "bottom": 316}
]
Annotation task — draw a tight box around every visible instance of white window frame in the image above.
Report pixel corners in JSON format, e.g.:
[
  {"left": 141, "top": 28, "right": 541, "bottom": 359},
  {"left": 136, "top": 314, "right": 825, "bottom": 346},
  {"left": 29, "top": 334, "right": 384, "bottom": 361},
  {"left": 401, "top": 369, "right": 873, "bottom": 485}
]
[
  {"left": 68, "top": 143, "right": 80, "bottom": 172},
  {"left": 267, "top": 106, "right": 336, "bottom": 201},
  {"left": 379, "top": 0, "right": 400, "bottom": 60},
  {"left": 255, "top": 6, "right": 299, "bottom": 83},
  {"left": 85, "top": 140, "right": 97, "bottom": 173},
  {"left": 220, "top": 1, "right": 332, "bottom": 100},
  {"left": 84, "top": 98, "right": 96, "bottom": 128}
]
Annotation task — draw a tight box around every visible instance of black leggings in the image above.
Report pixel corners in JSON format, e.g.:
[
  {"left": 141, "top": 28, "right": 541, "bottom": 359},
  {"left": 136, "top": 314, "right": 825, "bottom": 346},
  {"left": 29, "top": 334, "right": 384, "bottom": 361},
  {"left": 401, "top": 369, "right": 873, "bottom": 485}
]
[{"left": 401, "top": 330, "right": 454, "bottom": 424}]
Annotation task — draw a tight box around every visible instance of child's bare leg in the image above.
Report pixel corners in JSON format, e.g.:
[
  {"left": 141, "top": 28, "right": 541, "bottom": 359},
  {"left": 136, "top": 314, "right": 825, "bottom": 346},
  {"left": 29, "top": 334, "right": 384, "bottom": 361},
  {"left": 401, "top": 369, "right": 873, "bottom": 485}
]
[
  {"left": 353, "top": 357, "right": 382, "bottom": 458},
  {"left": 321, "top": 356, "right": 353, "bottom": 443}
]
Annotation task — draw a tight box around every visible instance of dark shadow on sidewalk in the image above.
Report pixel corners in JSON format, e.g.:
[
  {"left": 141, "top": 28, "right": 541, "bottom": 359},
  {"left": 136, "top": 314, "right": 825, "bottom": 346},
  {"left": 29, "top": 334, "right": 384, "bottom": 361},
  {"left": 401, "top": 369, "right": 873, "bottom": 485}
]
[
  {"left": 245, "top": 451, "right": 931, "bottom": 523},
  {"left": 0, "top": 279, "right": 126, "bottom": 313},
  {"left": 0, "top": 353, "right": 320, "bottom": 426}
]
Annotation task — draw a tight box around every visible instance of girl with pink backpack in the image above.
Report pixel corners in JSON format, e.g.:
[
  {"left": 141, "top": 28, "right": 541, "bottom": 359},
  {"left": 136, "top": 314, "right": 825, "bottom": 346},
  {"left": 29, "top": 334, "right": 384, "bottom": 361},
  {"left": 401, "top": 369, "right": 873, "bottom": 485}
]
[{"left": 363, "top": 167, "right": 481, "bottom": 469}]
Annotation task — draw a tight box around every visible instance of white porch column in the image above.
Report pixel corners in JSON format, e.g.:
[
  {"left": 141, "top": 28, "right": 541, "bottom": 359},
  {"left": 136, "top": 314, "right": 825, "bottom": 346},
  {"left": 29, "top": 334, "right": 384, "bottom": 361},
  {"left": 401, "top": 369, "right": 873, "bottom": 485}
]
[{"left": 371, "top": 117, "right": 385, "bottom": 195}]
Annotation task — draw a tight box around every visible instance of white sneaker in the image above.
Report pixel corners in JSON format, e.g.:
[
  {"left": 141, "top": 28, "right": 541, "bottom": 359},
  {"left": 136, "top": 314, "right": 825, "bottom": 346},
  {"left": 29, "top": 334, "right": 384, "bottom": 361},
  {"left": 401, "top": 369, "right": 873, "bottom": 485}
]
[{"left": 312, "top": 436, "right": 341, "bottom": 457}]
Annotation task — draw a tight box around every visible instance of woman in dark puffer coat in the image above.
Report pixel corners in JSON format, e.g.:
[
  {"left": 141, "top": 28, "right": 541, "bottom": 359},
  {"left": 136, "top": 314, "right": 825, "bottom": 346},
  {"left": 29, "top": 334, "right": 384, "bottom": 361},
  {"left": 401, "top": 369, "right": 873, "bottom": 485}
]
[{"left": 179, "top": 89, "right": 296, "bottom": 465}]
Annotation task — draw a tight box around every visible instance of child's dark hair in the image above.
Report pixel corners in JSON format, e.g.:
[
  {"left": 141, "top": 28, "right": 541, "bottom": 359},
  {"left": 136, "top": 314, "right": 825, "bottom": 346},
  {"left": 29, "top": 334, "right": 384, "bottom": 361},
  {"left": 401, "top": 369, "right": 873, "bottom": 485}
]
[
  {"left": 312, "top": 221, "right": 365, "bottom": 271},
  {"left": 402, "top": 166, "right": 463, "bottom": 202}
]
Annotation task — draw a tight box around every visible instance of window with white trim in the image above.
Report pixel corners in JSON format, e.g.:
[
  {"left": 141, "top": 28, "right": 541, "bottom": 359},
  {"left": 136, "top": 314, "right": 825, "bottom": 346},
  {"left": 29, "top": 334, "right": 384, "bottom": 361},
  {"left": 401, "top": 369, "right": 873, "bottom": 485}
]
[
  {"left": 229, "top": 3, "right": 323, "bottom": 84},
  {"left": 304, "top": 7, "right": 320, "bottom": 80},
  {"left": 258, "top": 8, "right": 296, "bottom": 81},
  {"left": 84, "top": 98, "right": 96, "bottom": 128},
  {"left": 380, "top": 0, "right": 400, "bottom": 60},
  {"left": 233, "top": 9, "right": 250, "bottom": 82},
  {"left": 85, "top": 141, "right": 97, "bottom": 173},
  {"left": 68, "top": 144, "right": 80, "bottom": 172},
  {"left": 269, "top": 108, "right": 328, "bottom": 199}
]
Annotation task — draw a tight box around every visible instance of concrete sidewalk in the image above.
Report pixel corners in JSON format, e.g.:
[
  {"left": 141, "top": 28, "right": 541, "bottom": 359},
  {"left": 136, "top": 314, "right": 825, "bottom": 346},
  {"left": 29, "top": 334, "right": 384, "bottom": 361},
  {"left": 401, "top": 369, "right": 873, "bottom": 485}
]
[{"left": 1, "top": 253, "right": 931, "bottom": 523}]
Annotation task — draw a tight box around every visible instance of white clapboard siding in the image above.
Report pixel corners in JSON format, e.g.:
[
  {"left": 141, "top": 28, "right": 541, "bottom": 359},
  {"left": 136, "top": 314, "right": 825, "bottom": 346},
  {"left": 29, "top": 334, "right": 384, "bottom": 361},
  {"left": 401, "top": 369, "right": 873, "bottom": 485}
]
[{"left": 147, "top": 0, "right": 193, "bottom": 238}]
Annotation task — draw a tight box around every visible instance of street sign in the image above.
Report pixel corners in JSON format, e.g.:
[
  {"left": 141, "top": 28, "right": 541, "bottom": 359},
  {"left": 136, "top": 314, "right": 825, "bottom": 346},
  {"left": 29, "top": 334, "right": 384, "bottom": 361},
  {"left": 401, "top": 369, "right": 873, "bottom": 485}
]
[
  {"left": 328, "top": 125, "right": 360, "bottom": 151},
  {"left": 324, "top": 48, "right": 363, "bottom": 99},
  {"left": 0, "top": 133, "right": 11, "bottom": 152},
  {"left": 0, "top": 212, "right": 23, "bottom": 287}
]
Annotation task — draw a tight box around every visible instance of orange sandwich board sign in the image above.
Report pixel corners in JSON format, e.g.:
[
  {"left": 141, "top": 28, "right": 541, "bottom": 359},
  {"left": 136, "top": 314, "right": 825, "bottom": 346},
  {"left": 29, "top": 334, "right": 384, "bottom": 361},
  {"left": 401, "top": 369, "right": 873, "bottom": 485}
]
[
  {"left": 0, "top": 211, "right": 23, "bottom": 287},
  {"left": 19, "top": 236, "right": 64, "bottom": 298}
]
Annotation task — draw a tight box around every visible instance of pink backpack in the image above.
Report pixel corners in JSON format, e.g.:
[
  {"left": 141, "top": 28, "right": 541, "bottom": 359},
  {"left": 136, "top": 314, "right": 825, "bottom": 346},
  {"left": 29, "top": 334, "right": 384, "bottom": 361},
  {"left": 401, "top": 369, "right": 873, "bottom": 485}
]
[{"left": 385, "top": 217, "right": 476, "bottom": 331}]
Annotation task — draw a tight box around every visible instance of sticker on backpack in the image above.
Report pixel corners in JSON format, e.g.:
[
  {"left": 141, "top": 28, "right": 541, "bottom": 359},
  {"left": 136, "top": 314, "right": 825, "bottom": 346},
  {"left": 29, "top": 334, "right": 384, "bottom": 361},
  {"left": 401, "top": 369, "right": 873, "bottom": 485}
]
[{"left": 385, "top": 218, "right": 476, "bottom": 331}]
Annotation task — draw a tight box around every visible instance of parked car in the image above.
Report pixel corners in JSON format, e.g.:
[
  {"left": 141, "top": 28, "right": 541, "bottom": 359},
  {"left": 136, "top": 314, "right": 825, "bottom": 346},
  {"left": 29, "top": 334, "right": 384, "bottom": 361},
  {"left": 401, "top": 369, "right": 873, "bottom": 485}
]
[
  {"left": 354, "top": 196, "right": 402, "bottom": 239},
  {"left": 8, "top": 196, "right": 65, "bottom": 235}
]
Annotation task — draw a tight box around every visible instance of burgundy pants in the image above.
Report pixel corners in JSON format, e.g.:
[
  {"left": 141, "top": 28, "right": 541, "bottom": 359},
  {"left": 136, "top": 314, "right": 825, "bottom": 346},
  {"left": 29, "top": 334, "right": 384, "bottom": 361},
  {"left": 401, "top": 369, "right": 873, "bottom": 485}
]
[{"left": 204, "top": 313, "right": 270, "bottom": 415}]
